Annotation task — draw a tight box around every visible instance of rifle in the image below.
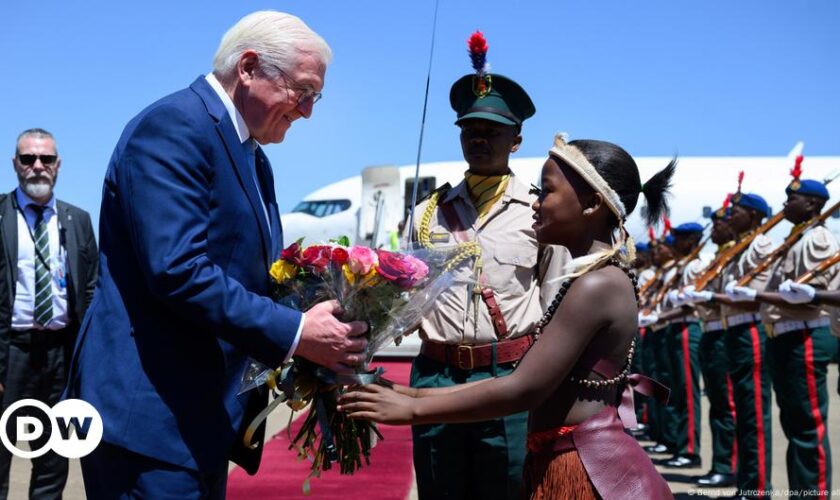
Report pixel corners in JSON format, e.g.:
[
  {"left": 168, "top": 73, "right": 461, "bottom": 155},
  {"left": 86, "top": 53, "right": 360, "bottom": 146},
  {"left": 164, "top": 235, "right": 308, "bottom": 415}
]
[
  {"left": 693, "top": 211, "right": 786, "bottom": 291},
  {"left": 736, "top": 199, "right": 840, "bottom": 286},
  {"left": 795, "top": 250, "right": 840, "bottom": 284}
]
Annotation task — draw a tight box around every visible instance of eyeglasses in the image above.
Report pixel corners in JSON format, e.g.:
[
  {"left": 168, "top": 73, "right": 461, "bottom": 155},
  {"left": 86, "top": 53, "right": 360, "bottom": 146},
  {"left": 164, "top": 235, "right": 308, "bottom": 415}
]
[
  {"left": 271, "top": 67, "right": 323, "bottom": 106},
  {"left": 17, "top": 154, "right": 58, "bottom": 166}
]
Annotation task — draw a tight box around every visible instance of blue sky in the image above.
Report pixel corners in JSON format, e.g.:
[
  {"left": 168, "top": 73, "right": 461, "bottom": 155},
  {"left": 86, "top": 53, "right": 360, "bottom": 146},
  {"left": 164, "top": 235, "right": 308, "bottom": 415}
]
[{"left": 1, "top": 1, "right": 838, "bottom": 224}]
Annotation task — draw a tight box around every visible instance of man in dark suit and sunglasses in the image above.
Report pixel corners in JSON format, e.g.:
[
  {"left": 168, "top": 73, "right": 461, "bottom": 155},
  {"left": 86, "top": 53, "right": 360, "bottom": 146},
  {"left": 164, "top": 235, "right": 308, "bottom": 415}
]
[{"left": 0, "top": 128, "right": 99, "bottom": 499}]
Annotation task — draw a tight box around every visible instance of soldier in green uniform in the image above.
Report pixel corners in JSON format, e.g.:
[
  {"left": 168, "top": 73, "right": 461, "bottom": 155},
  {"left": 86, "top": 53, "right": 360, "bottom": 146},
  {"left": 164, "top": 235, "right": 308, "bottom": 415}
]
[
  {"left": 658, "top": 223, "right": 704, "bottom": 468},
  {"left": 408, "top": 35, "right": 566, "bottom": 499},
  {"left": 738, "top": 178, "right": 838, "bottom": 499},
  {"left": 683, "top": 204, "right": 739, "bottom": 487},
  {"left": 639, "top": 234, "right": 679, "bottom": 456}
]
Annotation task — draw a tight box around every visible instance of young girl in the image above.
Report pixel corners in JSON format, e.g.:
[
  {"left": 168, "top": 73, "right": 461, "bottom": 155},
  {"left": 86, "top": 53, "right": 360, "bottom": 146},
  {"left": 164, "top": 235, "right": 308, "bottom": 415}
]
[{"left": 340, "top": 135, "right": 676, "bottom": 499}]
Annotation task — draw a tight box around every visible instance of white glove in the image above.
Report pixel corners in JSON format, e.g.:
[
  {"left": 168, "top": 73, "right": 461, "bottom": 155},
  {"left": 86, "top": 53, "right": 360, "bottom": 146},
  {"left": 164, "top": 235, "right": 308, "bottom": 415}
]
[
  {"left": 667, "top": 289, "right": 685, "bottom": 307},
  {"left": 685, "top": 289, "right": 714, "bottom": 303},
  {"left": 778, "top": 279, "right": 816, "bottom": 304},
  {"left": 638, "top": 311, "right": 659, "bottom": 327},
  {"left": 725, "top": 280, "right": 757, "bottom": 302}
]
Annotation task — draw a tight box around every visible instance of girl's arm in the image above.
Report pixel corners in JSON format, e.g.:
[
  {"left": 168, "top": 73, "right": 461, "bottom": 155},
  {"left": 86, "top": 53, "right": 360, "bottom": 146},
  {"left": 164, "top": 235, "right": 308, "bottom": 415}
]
[{"left": 339, "top": 269, "right": 626, "bottom": 425}]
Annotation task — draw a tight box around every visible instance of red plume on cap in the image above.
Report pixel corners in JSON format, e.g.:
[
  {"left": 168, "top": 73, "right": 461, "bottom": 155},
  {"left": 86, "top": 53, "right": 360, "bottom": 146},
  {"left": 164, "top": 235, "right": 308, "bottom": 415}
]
[
  {"left": 737, "top": 171, "right": 744, "bottom": 193},
  {"left": 468, "top": 31, "right": 489, "bottom": 74},
  {"left": 662, "top": 216, "right": 672, "bottom": 237},
  {"left": 648, "top": 227, "right": 656, "bottom": 243},
  {"left": 790, "top": 155, "right": 804, "bottom": 181},
  {"left": 723, "top": 193, "right": 732, "bottom": 209}
]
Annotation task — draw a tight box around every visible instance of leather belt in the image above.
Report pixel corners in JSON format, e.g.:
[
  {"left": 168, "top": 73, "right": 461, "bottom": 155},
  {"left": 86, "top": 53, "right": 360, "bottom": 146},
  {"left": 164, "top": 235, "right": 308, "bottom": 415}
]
[
  {"left": 770, "top": 317, "right": 831, "bottom": 337},
  {"left": 724, "top": 312, "right": 761, "bottom": 329},
  {"left": 420, "top": 334, "right": 535, "bottom": 370},
  {"left": 702, "top": 320, "right": 725, "bottom": 333},
  {"left": 9, "top": 328, "right": 70, "bottom": 348}
]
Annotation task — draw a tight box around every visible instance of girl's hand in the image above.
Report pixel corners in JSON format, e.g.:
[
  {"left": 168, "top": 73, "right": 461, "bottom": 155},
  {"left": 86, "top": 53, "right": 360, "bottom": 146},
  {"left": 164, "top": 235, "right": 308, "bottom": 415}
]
[{"left": 338, "top": 384, "right": 416, "bottom": 425}]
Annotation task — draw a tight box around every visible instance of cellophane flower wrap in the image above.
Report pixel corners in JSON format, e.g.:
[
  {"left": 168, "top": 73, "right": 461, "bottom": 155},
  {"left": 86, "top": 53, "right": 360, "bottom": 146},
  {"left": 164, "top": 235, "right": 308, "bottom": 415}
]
[{"left": 240, "top": 236, "right": 476, "bottom": 491}]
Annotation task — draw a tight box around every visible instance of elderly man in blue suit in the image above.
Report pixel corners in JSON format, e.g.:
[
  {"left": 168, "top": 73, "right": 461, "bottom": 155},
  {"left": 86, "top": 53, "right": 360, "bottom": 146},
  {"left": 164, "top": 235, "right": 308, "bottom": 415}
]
[{"left": 65, "top": 11, "right": 368, "bottom": 498}]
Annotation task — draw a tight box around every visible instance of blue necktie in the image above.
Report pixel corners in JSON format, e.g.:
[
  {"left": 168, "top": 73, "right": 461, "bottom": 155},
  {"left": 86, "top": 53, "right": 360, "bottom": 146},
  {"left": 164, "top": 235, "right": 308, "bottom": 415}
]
[{"left": 246, "top": 139, "right": 271, "bottom": 236}]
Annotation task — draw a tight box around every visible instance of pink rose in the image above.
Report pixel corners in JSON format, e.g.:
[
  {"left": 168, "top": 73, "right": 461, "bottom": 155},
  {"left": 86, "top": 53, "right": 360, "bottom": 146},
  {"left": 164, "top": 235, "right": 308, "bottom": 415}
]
[
  {"left": 348, "top": 246, "right": 378, "bottom": 275},
  {"left": 404, "top": 254, "right": 429, "bottom": 283},
  {"left": 376, "top": 250, "right": 424, "bottom": 288}
]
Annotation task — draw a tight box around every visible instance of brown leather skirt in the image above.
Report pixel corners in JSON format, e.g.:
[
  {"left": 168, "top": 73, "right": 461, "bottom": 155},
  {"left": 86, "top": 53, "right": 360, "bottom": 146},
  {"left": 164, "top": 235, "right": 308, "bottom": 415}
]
[{"left": 522, "top": 406, "right": 672, "bottom": 500}]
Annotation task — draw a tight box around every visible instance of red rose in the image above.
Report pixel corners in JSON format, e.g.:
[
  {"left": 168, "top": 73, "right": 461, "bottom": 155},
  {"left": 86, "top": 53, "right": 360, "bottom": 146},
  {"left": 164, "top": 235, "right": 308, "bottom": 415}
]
[
  {"left": 375, "top": 250, "right": 418, "bottom": 289},
  {"left": 281, "top": 241, "right": 305, "bottom": 266},
  {"left": 302, "top": 245, "right": 332, "bottom": 273},
  {"left": 331, "top": 247, "right": 349, "bottom": 266}
]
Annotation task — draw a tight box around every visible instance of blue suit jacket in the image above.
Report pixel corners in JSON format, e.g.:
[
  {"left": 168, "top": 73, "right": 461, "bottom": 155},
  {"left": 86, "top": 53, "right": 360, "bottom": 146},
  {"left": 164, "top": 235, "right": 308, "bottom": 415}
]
[{"left": 66, "top": 76, "right": 301, "bottom": 474}]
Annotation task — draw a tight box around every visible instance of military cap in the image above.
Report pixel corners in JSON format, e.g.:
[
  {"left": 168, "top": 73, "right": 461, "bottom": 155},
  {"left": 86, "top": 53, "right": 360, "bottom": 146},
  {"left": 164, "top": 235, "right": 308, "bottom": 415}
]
[
  {"left": 672, "top": 222, "right": 704, "bottom": 235},
  {"left": 635, "top": 242, "right": 650, "bottom": 253},
  {"left": 786, "top": 179, "right": 830, "bottom": 200},
  {"left": 734, "top": 192, "right": 771, "bottom": 218},
  {"left": 450, "top": 74, "right": 535, "bottom": 127}
]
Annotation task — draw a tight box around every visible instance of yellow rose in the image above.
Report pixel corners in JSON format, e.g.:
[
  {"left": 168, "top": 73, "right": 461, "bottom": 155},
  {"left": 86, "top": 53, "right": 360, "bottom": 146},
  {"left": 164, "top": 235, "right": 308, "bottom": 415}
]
[
  {"left": 270, "top": 259, "right": 298, "bottom": 283},
  {"left": 342, "top": 263, "right": 356, "bottom": 285},
  {"left": 358, "top": 268, "right": 381, "bottom": 288}
]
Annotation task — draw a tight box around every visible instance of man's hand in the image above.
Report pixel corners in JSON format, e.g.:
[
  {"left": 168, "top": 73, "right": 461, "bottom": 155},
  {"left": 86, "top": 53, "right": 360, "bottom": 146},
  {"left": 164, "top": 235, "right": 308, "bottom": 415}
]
[
  {"left": 778, "top": 279, "right": 816, "bottom": 304},
  {"left": 684, "top": 286, "right": 714, "bottom": 304},
  {"left": 667, "top": 289, "right": 685, "bottom": 307},
  {"left": 294, "top": 300, "right": 368, "bottom": 373},
  {"left": 638, "top": 311, "right": 659, "bottom": 328},
  {"left": 725, "top": 281, "right": 757, "bottom": 302},
  {"left": 338, "top": 383, "right": 416, "bottom": 425}
]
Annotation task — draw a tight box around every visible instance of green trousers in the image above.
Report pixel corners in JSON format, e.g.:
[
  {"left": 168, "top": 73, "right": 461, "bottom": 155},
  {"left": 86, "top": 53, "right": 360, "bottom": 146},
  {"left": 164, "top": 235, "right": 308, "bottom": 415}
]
[
  {"left": 639, "top": 327, "right": 661, "bottom": 439},
  {"left": 667, "top": 321, "right": 702, "bottom": 456},
  {"left": 698, "top": 328, "right": 737, "bottom": 474},
  {"left": 633, "top": 329, "right": 647, "bottom": 424},
  {"left": 767, "top": 326, "right": 836, "bottom": 498},
  {"left": 410, "top": 354, "right": 526, "bottom": 500},
  {"left": 652, "top": 325, "right": 678, "bottom": 450},
  {"left": 726, "top": 320, "right": 773, "bottom": 493}
]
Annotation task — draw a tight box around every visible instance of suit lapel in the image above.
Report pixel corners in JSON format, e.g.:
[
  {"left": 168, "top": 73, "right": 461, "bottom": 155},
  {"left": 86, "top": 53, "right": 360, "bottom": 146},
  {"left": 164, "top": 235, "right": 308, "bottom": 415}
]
[
  {"left": 56, "top": 201, "right": 80, "bottom": 312},
  {"left": 1, "top": 193, "right": 19, "bottom": 300},
  {"left": 189, "top": 77, "right": 272, "bottom": 264}
]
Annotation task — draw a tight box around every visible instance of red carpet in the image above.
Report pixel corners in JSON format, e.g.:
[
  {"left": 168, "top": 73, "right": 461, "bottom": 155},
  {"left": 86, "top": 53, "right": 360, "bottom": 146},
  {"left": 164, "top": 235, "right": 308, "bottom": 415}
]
[{"left": 227, "top": 361, "right": 414, "bottom": 499}]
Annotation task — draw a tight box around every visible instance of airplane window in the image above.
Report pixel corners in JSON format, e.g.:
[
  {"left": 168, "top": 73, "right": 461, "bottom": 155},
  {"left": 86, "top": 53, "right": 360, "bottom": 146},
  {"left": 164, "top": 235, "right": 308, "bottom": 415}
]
[
  {"left": 292, "top": 199, "right": 351, "bottom": 218},
  {"left": 702, "top": 206, "right": 712, "bottom": 218}
]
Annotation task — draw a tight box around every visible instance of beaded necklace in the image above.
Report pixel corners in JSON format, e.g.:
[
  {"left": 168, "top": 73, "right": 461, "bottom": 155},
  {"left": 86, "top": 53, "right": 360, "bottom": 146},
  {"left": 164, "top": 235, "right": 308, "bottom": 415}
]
[{"left": 534, "top": 257, "right": 640, "bottom": 389}]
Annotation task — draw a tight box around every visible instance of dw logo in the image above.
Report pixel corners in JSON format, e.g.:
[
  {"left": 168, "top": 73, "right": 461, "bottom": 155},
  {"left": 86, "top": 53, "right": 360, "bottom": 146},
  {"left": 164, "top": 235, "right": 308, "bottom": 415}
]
[{"left": 0, "top": 399, "right": 103, "bottom": 459}]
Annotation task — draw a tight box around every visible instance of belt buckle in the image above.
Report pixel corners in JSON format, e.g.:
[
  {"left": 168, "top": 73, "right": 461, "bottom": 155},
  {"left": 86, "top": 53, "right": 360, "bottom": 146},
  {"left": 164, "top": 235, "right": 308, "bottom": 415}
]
[{"left": 457, "top": 345, "right": 475, "bottom": 370}]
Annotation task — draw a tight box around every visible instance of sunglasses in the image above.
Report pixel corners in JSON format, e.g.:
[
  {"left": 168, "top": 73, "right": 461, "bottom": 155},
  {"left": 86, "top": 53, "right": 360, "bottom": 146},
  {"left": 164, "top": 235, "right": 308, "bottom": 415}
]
[{"left": 17, "top": 154, "right": 58, "bottom": 166}]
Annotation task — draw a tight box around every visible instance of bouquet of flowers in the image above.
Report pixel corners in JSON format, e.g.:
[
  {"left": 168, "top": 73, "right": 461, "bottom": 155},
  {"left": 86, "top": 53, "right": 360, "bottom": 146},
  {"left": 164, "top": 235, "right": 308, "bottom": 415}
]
[{"left": 241, "top": 236, "right": 477, "bottom": 490}]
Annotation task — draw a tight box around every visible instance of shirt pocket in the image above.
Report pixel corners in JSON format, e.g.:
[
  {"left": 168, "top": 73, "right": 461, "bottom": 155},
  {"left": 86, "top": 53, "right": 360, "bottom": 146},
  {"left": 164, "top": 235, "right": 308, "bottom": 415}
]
[{"left": 486, "top": 244, "right": 538, "bottom": 295}]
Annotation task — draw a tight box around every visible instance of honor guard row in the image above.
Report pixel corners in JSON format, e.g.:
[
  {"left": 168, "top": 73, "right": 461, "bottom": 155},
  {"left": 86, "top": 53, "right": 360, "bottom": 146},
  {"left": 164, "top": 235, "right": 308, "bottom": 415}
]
[{"left": 634, "top": 159, "right": 839, "bottom": 499}]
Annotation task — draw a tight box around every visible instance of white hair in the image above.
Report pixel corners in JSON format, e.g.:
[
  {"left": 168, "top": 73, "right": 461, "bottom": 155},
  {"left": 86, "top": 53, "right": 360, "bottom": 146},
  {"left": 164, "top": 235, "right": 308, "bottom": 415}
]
[{"left": 213, "top": 11, "right": 332, "bottom": 83}]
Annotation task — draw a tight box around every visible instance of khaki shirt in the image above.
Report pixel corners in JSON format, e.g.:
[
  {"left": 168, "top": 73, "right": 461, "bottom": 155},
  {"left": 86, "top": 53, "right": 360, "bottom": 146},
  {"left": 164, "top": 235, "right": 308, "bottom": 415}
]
[
  {"left": 761, "top": 225, "right": 840, "bottom": 327},
  {"left": 412, "top": 175, "right": 569, "bottom": 345},
  {"left": 721, "top": 234, "right": 775, "bottom": 319},
  {"left": 682, "top": 254, "right": 723, "bottom": 323},
  {"left": 638, "top": 267, "right": 657, "bottom": 290}
]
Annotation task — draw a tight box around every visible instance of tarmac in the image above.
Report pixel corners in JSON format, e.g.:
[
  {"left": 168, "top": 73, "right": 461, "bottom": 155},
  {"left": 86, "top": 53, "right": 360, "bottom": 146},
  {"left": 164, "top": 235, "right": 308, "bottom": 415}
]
[{"left": 7, "top": 363, "right": 840, "bottom": 499}]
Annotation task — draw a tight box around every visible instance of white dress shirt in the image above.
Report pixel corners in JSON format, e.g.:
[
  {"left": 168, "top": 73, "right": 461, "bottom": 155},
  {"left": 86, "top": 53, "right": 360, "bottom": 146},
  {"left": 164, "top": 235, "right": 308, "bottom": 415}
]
[
  {"left": 12, "top": 188, "right": 69, "bottom": 331},
  {"left": 205, "top": 73, "right": 303, "bottom": 361}
]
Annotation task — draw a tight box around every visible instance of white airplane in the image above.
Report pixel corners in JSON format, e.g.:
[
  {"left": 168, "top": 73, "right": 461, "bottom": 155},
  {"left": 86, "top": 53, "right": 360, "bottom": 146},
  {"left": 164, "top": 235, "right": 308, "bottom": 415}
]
[{"left": 281, "top": 143, "right": 840, "bottom": 356}]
